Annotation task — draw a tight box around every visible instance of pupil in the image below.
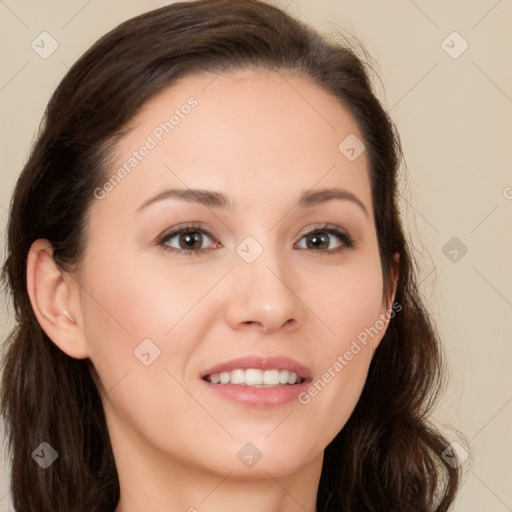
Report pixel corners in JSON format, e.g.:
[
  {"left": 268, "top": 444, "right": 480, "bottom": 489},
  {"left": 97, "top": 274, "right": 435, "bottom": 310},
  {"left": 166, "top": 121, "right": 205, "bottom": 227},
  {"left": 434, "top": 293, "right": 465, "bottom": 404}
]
[
  {"left": 309, "top": 232, "right": 328, "bottom": 249},
  {"left": 181, "top": 232, "right": 201, "bottom": 249}
]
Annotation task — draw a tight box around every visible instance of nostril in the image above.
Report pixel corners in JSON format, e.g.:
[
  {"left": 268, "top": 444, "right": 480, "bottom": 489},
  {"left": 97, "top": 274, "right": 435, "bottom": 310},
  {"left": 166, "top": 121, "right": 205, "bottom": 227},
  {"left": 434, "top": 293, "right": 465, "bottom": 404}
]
[{"left": 242, "top": 321, "right": 262, "bottom": 329}]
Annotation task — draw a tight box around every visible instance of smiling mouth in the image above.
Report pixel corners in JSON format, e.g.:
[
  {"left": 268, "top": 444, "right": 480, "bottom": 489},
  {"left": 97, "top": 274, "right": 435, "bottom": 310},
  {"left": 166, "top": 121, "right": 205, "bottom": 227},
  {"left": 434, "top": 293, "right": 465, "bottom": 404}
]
[{"left": 203, "top": 368, "right": 305, "bottom": 387}]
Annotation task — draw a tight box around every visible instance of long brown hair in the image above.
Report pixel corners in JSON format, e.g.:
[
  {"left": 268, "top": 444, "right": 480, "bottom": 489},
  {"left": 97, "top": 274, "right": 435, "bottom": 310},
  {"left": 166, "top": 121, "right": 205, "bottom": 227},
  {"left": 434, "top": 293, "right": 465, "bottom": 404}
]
[{"left": 1, "top": 1, "right": 460, "bottom": 510}]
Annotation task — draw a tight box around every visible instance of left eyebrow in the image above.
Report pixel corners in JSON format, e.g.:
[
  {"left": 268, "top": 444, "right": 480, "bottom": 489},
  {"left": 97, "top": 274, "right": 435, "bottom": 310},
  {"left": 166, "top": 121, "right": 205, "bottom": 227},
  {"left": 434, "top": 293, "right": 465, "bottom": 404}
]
[
  {"left": 134, "top": 186, "right": 369, "bottom": 218},
  {"left": 297, "top": 187, "right": 369, "bottom": 217}
]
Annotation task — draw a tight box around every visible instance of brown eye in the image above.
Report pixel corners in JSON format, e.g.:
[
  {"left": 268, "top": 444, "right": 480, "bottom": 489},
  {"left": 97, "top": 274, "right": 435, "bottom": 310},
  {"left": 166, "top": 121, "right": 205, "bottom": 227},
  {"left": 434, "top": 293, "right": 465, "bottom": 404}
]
[
  {"left": 159, "top": 225, "right": 218, "bottom": 254},
  {"left": 296, "top": 225, "right": 354, "bottom": 253},
  {"left": 305, "top": 231, "right": 330, "bottom": 250},
  {"left": 176, "top": 231, "right": 204, "bottom": 250}
]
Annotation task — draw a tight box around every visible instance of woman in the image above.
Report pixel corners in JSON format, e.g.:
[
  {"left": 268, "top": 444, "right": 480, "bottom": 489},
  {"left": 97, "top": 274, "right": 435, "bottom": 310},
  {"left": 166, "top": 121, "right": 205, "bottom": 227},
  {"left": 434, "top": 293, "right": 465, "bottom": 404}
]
[{"left": 0, "top": 0, "right": 461, "bottom": 510}]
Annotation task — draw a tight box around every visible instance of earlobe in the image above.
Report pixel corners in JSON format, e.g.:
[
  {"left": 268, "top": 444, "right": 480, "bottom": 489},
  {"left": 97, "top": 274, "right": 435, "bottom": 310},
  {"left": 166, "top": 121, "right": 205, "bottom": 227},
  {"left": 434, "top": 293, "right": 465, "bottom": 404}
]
[{"left": 26, "top": 239, "right": 90, "bottom": 359}]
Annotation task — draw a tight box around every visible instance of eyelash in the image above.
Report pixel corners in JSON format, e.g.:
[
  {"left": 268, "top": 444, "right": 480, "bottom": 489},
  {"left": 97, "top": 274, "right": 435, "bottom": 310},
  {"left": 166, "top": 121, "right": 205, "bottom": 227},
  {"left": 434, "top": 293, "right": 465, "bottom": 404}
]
[{"left": 157, "top": 222, "right": 355, "bottom": 256}]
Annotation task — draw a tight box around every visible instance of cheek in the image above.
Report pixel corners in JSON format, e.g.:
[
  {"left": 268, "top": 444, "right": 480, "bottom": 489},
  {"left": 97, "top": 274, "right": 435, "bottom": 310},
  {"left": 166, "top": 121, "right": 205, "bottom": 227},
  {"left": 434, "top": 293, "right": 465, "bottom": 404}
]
[
  {"left": 78, "top": 254, "right": 188, "bottom": 396},
  {"left": 79, "top": 247, "right": 231, "bottom": 425},
  {"left": 296, "top": 254, "right": 385, "bottom": 439},
  {"left": 80, "top": 250, "right": 212, "bottom": 352},
  {"left": 79, "top": 255, "right": 215, "bottom": 452},
  {"left": 313, "top": 252, "right": 385, "bottom": 348}
]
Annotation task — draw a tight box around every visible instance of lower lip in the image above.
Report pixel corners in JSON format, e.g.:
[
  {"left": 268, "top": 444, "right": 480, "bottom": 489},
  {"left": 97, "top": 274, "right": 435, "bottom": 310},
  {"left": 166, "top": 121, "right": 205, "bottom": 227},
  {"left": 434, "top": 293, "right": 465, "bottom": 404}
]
[{"left": 201, "top": 379, "right": 309, "bottom": 407}]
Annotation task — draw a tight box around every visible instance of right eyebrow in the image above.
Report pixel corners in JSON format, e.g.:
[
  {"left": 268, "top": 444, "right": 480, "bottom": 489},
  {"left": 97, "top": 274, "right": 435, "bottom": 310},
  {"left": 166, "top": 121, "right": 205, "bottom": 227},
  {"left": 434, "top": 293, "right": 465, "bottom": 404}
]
[{"left": 135, "top": 188, "right": 234, "bottom": 213}]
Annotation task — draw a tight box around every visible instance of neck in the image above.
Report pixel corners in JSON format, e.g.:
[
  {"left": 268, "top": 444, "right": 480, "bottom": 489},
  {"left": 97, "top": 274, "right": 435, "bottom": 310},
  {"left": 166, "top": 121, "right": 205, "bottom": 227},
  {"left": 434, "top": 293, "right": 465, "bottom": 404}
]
[{"left": 115, "top": 468, "right": 321, "bottom": 512}]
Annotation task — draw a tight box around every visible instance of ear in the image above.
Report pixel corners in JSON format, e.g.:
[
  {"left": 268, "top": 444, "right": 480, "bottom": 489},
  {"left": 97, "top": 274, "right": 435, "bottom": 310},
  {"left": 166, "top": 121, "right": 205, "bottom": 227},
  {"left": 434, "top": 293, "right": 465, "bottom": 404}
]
[
  {"left": 382, "top": 252, "right": 400, "bottom": 313},
  {"left": 373, "top": 252, "right": 400, "bottom": 352},
  {"left": 26, "top": 239, "right": 90, "bottom": 359}
]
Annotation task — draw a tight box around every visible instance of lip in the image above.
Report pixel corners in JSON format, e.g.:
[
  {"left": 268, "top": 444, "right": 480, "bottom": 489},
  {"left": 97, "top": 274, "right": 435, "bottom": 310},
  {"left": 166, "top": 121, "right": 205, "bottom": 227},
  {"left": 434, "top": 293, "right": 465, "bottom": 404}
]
[
  {"left": 200, "top": 355, "right": 312, "bottom": 380},
  {"left": 201, "top": 380, "right": 310, "bottom": 407},
  {"left": 200, "top": 355, "right": 312, "bottom": 407}
]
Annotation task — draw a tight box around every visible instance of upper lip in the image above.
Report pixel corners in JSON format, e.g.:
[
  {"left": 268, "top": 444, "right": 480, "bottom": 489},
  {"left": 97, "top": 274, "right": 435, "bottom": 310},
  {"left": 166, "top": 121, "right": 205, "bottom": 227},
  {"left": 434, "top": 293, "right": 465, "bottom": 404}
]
[{"left": 200, "top": 355, "right": 312, "bottom": 381}]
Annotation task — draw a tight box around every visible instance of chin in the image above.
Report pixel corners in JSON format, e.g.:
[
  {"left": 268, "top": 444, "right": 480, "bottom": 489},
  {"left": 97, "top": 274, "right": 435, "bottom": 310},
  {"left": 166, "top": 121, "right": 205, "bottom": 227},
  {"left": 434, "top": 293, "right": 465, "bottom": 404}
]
[{"left": 196, "top": 438, "right": 320, "bottom": 479}]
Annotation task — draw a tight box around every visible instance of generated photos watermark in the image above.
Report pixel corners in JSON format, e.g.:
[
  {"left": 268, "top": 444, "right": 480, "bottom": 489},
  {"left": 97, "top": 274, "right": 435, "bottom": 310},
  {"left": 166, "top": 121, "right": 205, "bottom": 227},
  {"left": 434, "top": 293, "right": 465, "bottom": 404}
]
[
  {"left": 298, "top": 301, "right": 402, "bottom": 405},
  {"left": 93, "top": 96, "right": 198, "bottom": 200}
]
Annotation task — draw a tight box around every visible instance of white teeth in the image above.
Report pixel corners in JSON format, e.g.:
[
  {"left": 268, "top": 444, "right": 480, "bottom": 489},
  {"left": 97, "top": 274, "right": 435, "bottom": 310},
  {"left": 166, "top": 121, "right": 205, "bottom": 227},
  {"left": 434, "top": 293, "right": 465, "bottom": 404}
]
[
  {"left": 206, "top": 369, "right": 303, "bottom": 387},
  {"left": 230, "top": 369, "right": 245, "bottom": 385},
  {"left": 263, "top": 369, "right": 280, "bottom": 386},
  {"left": 245, "top": 369, "right": 263, "bottom": 386}
]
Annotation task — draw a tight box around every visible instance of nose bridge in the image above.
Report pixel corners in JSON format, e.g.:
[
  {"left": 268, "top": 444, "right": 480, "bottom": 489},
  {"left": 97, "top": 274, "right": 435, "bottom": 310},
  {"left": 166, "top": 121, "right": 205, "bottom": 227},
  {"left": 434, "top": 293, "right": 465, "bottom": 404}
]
[{"left": 225, "top": 233, "right": 302, "bottom": 333}]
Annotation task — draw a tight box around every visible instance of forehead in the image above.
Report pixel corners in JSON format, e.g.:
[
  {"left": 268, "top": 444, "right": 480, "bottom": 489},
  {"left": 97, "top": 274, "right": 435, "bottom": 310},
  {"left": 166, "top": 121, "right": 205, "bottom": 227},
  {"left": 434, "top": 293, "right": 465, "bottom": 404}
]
[{"left": 95, "top": 67, "right": 372, "bottom": 217}]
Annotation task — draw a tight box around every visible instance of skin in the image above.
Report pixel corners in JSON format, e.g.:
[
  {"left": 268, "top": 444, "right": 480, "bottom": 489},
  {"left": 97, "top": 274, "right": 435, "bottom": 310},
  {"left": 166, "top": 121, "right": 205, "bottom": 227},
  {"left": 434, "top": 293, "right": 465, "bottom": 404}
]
[{"left": 27, "top": 68, "right": 398, "bottom": 512}]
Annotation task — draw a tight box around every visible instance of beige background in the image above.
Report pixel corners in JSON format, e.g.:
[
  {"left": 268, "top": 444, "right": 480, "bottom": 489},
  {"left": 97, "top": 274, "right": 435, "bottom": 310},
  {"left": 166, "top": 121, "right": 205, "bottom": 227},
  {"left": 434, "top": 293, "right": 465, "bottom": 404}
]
[{"left": 1, "top": 0, "right": 511, "bottom": 510}]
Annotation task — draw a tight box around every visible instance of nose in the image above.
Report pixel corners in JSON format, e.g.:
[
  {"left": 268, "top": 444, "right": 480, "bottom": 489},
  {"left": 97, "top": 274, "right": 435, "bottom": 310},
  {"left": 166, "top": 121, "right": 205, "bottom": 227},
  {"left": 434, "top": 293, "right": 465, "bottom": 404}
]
[{"left": 224, "top": 248, "right": 303, "bottom": 335}]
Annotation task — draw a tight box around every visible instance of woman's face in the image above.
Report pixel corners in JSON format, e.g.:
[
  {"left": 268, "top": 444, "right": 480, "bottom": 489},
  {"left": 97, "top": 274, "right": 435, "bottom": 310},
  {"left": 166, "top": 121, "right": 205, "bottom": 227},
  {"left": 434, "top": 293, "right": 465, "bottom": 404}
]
[{"left": 76, "top": 68, "right": 395, "bottom": 479}]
